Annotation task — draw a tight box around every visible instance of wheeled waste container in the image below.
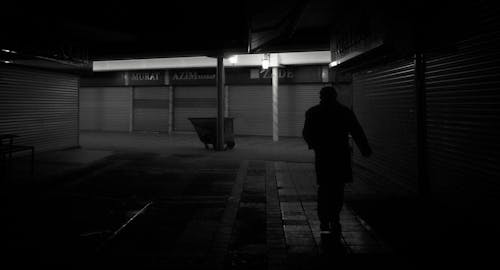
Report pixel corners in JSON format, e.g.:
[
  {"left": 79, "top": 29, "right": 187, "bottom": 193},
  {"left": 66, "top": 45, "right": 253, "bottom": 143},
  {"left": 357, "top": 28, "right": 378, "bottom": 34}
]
[{"left": 188, "top": 118, "right": 235, "bottom": 150}]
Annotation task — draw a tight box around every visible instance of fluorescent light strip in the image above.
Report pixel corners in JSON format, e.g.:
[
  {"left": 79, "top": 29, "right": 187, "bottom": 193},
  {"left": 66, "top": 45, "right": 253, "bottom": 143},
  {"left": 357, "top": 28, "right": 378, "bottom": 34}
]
[{"left": 93, "top": 51, "right": 331, "bottom": 72}]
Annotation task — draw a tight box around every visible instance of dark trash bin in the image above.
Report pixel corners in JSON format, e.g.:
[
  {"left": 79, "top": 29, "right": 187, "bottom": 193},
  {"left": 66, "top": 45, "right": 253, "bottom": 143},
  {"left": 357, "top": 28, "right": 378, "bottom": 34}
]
[{"left": 188, "top": 117, "right": 235, "bottom": 150}]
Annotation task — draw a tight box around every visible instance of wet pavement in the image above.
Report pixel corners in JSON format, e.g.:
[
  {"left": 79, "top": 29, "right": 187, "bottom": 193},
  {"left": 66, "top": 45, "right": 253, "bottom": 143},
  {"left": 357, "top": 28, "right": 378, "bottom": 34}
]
[{"left": 2, "top": 132, "right": 498, "bottom": 269}]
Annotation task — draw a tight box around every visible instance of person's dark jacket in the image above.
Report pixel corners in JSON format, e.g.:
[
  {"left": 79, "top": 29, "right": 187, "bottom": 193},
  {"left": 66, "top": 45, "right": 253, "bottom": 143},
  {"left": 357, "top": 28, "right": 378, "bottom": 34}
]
[{"left": 303, "top": 101, "right": 371, "bottom": 184}]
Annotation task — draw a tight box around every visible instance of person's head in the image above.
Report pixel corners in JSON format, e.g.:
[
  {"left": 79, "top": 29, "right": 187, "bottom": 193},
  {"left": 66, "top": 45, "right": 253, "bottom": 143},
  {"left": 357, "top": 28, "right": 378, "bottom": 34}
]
[{"left": 320, "top": 86, "right": 337, "bottom": 103}]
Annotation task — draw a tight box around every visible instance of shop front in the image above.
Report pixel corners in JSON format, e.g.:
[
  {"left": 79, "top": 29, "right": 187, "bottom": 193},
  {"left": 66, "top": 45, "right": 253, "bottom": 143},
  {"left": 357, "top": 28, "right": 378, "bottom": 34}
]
[{"left": 80, "top": 65, "right": 329, "bottom": 137}]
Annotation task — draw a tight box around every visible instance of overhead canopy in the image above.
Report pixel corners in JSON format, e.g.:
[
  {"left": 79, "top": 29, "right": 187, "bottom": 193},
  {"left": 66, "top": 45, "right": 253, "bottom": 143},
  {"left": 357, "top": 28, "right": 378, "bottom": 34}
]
[
  {"left": 1, "top": 0, "right": 480, "bottom": 72},
  {"left": 92, "top": 51, "right": 331, "bottom": 71}
]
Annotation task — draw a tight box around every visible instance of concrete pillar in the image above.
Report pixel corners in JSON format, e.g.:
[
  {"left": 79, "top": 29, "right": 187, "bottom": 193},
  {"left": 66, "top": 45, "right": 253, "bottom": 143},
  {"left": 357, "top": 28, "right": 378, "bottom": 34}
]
[
  {"left": 129, "top": 87, "right": 134, "bottom": 133},
  {"left": 168, "top": 85, "right": 174, "bottom": 134},
  {"left": 321, "top": 66, "right": 329, "bottom": 83},
  {"left": 272, "top": 67, "right": 279, "bottom": 142},
  {"left": 224, "top": 85, "right": 229, "bottom": 118},
  {"left": 216, "top": 55, "right": 225, "bottom": 151}
]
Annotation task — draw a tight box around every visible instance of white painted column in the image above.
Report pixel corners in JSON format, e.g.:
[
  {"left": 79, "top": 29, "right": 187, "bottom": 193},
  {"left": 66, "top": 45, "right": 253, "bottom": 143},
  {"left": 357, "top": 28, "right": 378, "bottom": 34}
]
[
  {"left": 129, "top": 87, "right": 134, "bottom": 133},
  {"left": 168, "top": 86, "right": 174, "bottom": 134},
  {"left": 321, "top": 66, "right": 329, "bottom": 83},
  {"left": 272, "top": 67, "right": 279, "bottom": 142}
]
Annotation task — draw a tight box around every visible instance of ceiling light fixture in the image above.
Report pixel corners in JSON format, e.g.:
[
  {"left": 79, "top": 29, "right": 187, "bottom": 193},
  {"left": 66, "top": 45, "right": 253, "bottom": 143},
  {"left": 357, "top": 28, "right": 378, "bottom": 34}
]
[
  {"left": 262, "top": 54, "right": 270, "bottom": 70},
  {"left": 228, "top": 55, "right": 238, "bottom": 65},
  {"left": 1, "top": 49, "right": 17, "bottom": 54}
]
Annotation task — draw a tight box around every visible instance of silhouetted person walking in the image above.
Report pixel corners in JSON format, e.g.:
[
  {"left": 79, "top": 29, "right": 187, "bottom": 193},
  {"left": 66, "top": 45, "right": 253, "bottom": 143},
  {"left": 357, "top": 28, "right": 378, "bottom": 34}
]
[{"left": 303, "top": 86, "right": 372, "bottom": 238}]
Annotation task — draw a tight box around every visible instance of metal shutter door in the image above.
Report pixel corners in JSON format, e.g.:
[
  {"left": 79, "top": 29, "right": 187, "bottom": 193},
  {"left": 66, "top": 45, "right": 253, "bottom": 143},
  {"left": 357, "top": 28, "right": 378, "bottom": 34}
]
[
  {"left": 353, "top": 58, "right": 418, "bottom": 194},
  {"left": 79, "top": 87, "right": 131, "bottom": 131},
  {"left": 133, "top": 86, "right": 169, "bottom": 132},
  {"left": 279, "top": 84, "right": 321, "bottom": 137},
  {"left": 174, "top": 86, "right": 216, "bottom": 132},
  {"left": 0, "top": 65, "right": 79, "bottom": 152},
  {"left": 229, "top": 85, "right": 272, "bottom": 136},
  {"left": 425, "top": 5, "right": 500, "bottom": 201}
]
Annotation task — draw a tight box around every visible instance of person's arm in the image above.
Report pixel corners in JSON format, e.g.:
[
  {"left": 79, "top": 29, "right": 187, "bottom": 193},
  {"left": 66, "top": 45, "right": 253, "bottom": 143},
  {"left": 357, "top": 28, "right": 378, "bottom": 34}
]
[
  {"left": 302, "top": 110, "right": 314, "bottom": 149},
  {"left": 350, "top": 111, "right": 372, "bottom": 157}
]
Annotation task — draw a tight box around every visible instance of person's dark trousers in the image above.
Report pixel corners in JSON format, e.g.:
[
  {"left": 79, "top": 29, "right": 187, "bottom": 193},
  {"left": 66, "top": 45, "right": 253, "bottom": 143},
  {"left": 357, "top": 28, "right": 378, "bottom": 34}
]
[{"left": 317, "top": 182, "right": 345, "bottom": 236}]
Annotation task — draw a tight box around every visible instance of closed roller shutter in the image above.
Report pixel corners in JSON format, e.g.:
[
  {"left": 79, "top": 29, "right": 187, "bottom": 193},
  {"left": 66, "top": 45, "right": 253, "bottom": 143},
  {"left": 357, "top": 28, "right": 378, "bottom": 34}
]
[
  {"left": 174, "top": 86, "right": 216, "bottom": 132},
  {"left": 352, "top": 58, "right": 418, "bottom": 194},
  {"left": 425, "top": 2, "right": 500, "bottom": 202},
  {"left": 79, "top": 87, "right": 131, "bottom": 131},
  {"left": 133, "top": 86, "right": 169, "bottom": 132},
  {"left": 0, "top": 65, "right": 79, "bottom": 152},
  {"left": 229, "top": 85, "right": 272, "bottom": 136},
  {"left": 279, "top": 84, "right": 321, "bottom": 137}
]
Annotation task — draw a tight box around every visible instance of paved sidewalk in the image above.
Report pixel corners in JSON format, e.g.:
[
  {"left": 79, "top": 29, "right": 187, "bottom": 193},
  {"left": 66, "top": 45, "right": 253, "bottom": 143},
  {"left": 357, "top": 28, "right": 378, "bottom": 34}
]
[
  {"left": 5, "top": 132, "right": 496, "bottom": 269},
  {"left": 3, "top": 133, "right": 397, "bottom": 269},
  {"left": 1, "top": 148, "right": 113, "bottom": 187},
  {"left": 222, "top": 160, "right": 391, "bottom": 270}
]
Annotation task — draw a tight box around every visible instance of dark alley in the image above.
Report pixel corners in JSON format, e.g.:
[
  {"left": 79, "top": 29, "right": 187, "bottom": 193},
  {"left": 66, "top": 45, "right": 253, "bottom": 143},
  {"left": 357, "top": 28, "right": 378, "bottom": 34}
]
[{"left": 2, "top": 0, "right": 500, "bottom": 269}]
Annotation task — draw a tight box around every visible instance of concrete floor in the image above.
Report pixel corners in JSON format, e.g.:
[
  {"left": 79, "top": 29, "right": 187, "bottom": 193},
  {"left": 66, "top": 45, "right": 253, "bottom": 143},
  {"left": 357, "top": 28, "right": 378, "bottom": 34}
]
[
  {"left": 1, "top": 131, "right": 497, "bottom": 269},
  {"left": 80, "top": 131, "right": 315, "bottom": 162}
]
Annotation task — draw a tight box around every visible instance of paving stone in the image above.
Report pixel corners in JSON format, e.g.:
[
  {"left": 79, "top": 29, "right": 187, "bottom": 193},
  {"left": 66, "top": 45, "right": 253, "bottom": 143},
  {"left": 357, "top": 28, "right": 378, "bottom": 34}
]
[
  {"left": 280, "top": 202, "right": 302, "bottom": 208},
  {"left": 283, "top": 219, "right": 309, "bottom": 225},
  {"left": 278, "top": 188, "right": 298, "bottom": 195},
  {"left": 283, "top": 225, "right": 311, "bottom": 232},
  {"left": 341, "top": 222, "right": 367, "bottom": 232},
  {"left": 282, "top": 214, "right": 307, "bottom": 220},
  {"left": 285, "top": 230, "right": 313, "bottom": 238},
  {"left": 287, "top": 245, "right": 318, "bottom": 255},
  {"left": 342, "top": 231, "right": 380, "bottom": 246},
  {"left": 349, "top": 245, "right": 389, "bottom": 254},
  {"left": 285, "top": 237, "right": 316, "bottom": 246}
]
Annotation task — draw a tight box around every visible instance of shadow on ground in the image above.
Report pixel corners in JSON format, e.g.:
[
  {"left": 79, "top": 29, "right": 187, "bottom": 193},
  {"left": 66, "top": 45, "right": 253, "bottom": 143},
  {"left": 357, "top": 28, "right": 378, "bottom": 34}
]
[{"left": 348, "top": 197, "right": 500, "bottom": 268}]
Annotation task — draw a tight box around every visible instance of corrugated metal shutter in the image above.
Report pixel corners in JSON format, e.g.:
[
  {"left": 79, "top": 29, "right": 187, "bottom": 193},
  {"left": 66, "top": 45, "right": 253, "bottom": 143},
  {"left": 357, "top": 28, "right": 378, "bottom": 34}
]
[
  {"left": 174, "top": 86, "right": 216, "bottom": 132},
  {"left": 0, "top": 65, "right": 79, "bottom": 152},
  {"left": 229, "top": 85, "right": 272, "bottom": 136},
  {"left": 425, "top": 2, "right": 500, "bottom": 201},
  {"left": 133, "top": 86, "right": 169, "bottom": 132},
  {"left": 79, "top": 87, "right": 131, "bottom": 131},
  {"left": 352, "top": 58, "right": 418, "bottom": 194},
  {"left": 279, "top": 84, "right": 321, "bottom": 137}
]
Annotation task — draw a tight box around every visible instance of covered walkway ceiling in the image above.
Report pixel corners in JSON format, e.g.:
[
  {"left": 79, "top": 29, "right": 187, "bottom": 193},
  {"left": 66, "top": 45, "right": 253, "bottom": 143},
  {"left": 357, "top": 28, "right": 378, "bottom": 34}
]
[
  {"left": 2, "top": 0, "right": 476, "bottom": 71},
  {"left": 2, "top": 0, "right": 332, "bottom": 62}
]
